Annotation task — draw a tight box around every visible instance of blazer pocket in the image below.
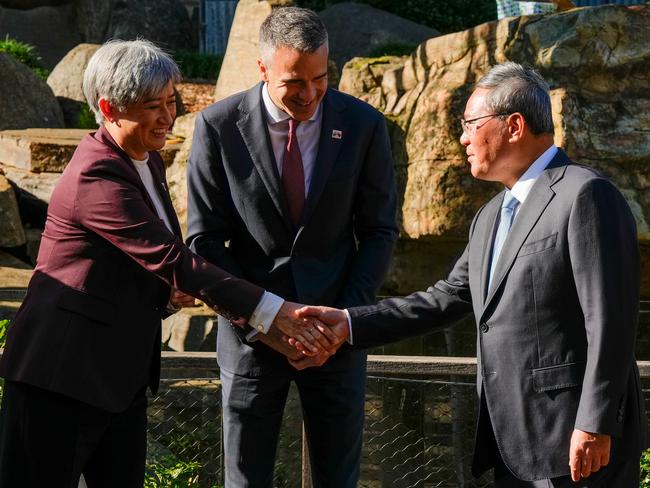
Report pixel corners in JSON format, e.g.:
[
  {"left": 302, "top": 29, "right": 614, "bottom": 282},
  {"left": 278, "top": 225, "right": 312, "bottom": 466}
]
[
  {"left": 57, "top": 286, "right": 116, "bottom": 326},
  {"left": 518, "top": 233, "right": 557, "bottom": 257},
  {"left": 532, "top": 361, "right": 584, "bottom": 393}
]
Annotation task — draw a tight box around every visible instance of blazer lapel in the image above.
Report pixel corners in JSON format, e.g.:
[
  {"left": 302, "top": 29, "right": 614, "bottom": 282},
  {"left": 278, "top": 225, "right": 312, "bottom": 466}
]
[
  {"left": 236, "top": 83, "right": 293, "bottom": 233},
  {"left": 301, "top": 90, "right": 348, "bottom": 225},
  {"left": 482, "top": 151, "right": 571, "bottom": 313},
  {"left": 94, "top": 126, "right": 158, "bottom": 213},
  {"left": 146, "top": 155, "right": 183, "bottom": 238},
  {"left": 478, "top": 196, "right": 502, "bottom": 304}
]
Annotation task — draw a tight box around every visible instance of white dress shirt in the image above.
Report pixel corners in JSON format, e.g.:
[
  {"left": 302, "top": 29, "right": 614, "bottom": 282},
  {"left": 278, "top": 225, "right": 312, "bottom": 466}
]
[
  {"left": 131, "top": 156, "right": 175, "bottom": 233},
  {"left": 345, "top": 144, "right": 559, "bottom": 344}
]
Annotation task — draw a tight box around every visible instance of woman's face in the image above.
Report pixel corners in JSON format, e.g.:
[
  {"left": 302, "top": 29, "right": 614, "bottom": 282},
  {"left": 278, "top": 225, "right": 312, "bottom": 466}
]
[{"left": 113, "top": 80, "right": 176, "bottom": 160}]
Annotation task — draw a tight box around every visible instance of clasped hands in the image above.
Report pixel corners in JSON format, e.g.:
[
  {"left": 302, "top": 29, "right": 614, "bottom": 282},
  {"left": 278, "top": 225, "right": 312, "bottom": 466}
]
[{"left": 271, "top": 303, "right": 350, "bottom": 370}]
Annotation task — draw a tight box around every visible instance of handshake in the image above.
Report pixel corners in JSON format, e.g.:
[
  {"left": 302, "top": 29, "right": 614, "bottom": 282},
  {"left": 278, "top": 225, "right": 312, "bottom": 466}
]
[{"left": 266, "top": 302, "right": 350, "bottom": 370}]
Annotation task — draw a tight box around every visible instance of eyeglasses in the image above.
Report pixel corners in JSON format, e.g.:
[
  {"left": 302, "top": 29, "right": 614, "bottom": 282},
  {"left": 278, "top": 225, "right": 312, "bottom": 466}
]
[{"left": 460, "top": 113, "right": 510, "bottom": 136}]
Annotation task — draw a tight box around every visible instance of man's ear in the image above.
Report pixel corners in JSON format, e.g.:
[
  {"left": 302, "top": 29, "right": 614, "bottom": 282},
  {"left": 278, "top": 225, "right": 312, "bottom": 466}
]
[
  {"left": 257, "top": 58, "right": 269, "bottom": 83},
  {"left": 98, "top": 98, "right": 118, "bottom": 124},
  {"left": 506, "top": 113, "right": 525, "bottom": 143}
]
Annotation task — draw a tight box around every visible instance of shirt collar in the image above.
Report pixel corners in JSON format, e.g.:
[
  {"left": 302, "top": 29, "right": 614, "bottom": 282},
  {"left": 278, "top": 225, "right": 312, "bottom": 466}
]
[
  {"left": 509, "top": 144, "right": 558, "bottom": 204},
  {"left": 261, "top": 82, "right": 321, "bottom": 125}
]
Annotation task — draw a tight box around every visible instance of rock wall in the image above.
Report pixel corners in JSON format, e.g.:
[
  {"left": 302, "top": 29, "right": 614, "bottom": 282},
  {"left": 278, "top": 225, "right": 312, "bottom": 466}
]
[{"left": 339, "top": 4, "right": 650, "bottom": 296}]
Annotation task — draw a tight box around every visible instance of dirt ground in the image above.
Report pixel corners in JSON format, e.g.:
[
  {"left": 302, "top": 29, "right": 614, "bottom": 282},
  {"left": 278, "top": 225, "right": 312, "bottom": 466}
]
[{"left": 177, "top": 82, "right": 215, "bottom": 113}]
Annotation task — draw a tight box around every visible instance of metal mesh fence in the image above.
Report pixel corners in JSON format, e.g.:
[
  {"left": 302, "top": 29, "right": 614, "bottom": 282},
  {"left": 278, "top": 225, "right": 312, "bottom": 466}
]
[{"left": 147, "top": 374, "right": 494, "bottom": 487}]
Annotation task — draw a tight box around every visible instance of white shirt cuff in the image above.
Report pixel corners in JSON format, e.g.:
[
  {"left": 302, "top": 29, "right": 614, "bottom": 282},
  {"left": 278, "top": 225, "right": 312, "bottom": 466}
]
[
  {"left": 344, "top": 309, "right": 353, "bottom": 345},
  {"left": 244, "top": 291, "right": 284, "bottom": 342}
]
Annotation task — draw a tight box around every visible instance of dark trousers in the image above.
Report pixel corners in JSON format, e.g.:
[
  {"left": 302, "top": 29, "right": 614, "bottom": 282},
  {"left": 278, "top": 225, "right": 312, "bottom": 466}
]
[
  {"left": 494, "top": 454, "right": 640, "bottom": 487},
  {"left": 221, "top": 352, "right": 367, "bottom": 488},
  {"left": 0, "top": 380, "right": 147, "bottom": 488}
]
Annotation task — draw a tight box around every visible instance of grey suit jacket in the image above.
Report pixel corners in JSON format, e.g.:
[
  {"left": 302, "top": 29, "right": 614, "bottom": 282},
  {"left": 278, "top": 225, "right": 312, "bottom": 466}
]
[
  {"left": 349, "top": 149, "right": 646, "bottom": 480},
  {"left": 187, "top": 83, "right": 398, "bottom": 376}
]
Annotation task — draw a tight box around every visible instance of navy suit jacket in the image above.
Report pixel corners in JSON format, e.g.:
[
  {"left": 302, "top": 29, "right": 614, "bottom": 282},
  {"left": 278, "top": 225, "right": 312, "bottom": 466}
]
[{"left": 187, "top": 83, "right": 399, "bottom": 376}]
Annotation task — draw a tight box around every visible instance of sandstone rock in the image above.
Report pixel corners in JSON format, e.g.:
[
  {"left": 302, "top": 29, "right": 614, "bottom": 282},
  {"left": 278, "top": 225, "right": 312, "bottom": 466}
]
[
  {"left": 339, "top": 4, "right": 650, "bottom": 296},
  {"left": 319, "top": 2, "right": 439, "bottom": 70},
  {"left": 47, "top": 44, "right": 100, "bottom": 127},
  {"left": 161, "top": 304, "right": 216, "bottom": 352},
  {"left": 214, "top": 0, "right": 279, "bottom": 101},
  {"left": 167, "top": 113, "right": 197, "bottom": 237},
  {"left": 0, "top": 165, "right": 61, "bottom": 204},
  {"left": 0, "top": 54, "right": 64, "bottom": 130},
  {"left": 0, "top": 3, "right": 81, "bottom": 69},
  {"left": 73, "top": 0, "right": 194, "bottom": 51},
  {"left": 0, "top": 250, "right": 31, "bottom": 321},
  {"left": 0, "top": 129, "right": 89, "bottom": 172},
  {"left": 0, "top": 173, "right": 26, "bottom": 247}
]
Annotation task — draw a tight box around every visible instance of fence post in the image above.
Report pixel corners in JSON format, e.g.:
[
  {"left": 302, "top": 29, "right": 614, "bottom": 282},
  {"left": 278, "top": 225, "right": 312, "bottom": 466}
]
[{"left": 302, "top": 423, "right": 312, "bottom": 488}]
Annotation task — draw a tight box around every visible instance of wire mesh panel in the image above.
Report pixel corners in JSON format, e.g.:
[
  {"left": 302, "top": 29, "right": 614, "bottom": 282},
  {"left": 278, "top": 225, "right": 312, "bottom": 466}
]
[{"left": 147, "top": 374, "right": 493, "bottom": 487}]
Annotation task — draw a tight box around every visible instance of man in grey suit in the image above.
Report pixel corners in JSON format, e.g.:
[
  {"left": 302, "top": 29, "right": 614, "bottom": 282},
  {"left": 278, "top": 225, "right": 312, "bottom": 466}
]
[
  {"left": 295, "top": 63, "right": 646, "bottom": 486},
  {"left": 186, "top": 7, "right": 398, "bottom": 487}
]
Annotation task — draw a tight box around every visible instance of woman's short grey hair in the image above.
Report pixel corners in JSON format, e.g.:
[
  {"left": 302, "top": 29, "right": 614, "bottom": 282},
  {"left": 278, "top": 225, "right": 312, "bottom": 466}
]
[
  {"left": 476, "top": 62, "right": 554, "bottom": 135},
  {"left": 83, "top": 39, "right": 181, "bottom": 124},
  {"left": 259, "top": 7, "right": 328, "bottom": 65}
]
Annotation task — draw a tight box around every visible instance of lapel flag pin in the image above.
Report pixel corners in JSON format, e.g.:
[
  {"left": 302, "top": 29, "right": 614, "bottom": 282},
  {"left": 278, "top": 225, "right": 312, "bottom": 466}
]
[{"left": 332, "top": 129, "right": 342, "bottom": 139}]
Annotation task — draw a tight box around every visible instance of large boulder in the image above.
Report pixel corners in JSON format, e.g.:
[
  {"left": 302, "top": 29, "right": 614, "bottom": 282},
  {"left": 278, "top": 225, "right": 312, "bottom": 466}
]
[
  {"left": 318, "top": 2, "right": 439, "bottom": 70},
  {"left": 73, "top": 0, "right": 194, "bottom": 51},
  {"left": 0, "top": 3, "right": 81, "bottom": 69},
  {"left": 0, "top": 172, "right": 25, "bottom": 248},
  {"left": 0, "top": 53, "right": 64, "bottom": 130},
  {"left": 339, "top": 4, "right": 650, "bottom": 296},
  {"left": 47, "top": 43, "right": 100, "bottom": 127},
  {"left": 214, "top": 0, "right": 279, "bottom": 101}
]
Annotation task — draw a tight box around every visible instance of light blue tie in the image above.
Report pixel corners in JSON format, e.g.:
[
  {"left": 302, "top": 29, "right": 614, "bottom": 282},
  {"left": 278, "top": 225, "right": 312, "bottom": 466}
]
[{"left": 488, "top": 191, "right": 519, "bottom": 290}]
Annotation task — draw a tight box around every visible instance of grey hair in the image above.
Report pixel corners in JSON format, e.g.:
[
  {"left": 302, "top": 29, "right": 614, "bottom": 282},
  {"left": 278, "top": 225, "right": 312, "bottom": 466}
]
[
  {"left": 476, "top": 62, "right": 554, "bottom": 135},
  {"left": 83, "top": 39, "right": 181, "bottom": 124},
  {"left": 259, "top": 7, "right": 328, "bottom": 65}
]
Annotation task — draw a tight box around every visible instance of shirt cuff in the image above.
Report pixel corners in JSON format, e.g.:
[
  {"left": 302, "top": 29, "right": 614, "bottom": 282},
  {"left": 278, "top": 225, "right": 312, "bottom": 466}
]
[
  {"left": 245, "top": 291, "right": 284, "bottom": 342},
  {"left": 344, "top": 308, "right": 353, "bottom": 345}
]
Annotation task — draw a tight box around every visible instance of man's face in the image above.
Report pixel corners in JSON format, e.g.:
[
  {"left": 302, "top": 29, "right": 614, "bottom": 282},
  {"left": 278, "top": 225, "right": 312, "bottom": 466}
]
[
  {"left": 460, "top": 88, "right": 510, "bottom": 183},
  {"left": 258, "top": 43, "right": 328, "bottom": 121}
]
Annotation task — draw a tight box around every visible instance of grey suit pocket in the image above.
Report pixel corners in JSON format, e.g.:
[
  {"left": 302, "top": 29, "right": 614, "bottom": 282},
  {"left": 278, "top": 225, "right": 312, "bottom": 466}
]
[
  {"left": 532, "top": 361, "right": 583, "bottom": 392},
  {"left": 518, "top": 233, "right": 557, "bottom": 257}
]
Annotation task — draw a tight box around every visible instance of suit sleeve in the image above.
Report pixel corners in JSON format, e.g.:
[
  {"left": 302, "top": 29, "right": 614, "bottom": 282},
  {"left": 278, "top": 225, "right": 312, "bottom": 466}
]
[
  {"left": 335, "top": 114, "right": 399, "bottom": 308},
  {"left": 569, "top": 178, "right": 640, "bottom": 437},
  {"left": 348, "top": 215, "right": 477, "bottom": 349},
  {"left": 74, "top": 157, "right": 263, "bottom": 321},
  {"left": 185, "top": 111, "right": 245, "bottom": 277}
]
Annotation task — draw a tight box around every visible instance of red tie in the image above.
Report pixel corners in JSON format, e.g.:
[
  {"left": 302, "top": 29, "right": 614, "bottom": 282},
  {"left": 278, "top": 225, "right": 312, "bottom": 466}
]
[{"left": 282, "top": 118, "right": 305, "bottom": 226}]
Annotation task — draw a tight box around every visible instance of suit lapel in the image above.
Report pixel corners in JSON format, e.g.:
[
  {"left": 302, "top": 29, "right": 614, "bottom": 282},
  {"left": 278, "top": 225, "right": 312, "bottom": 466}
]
[
  {"left": 478, "top": 196, "right": 502, "bottom": 304},
  {"left": 94, "top": 126, "right": 158, "bottom": 213},
  {"left": 482, "top": 150, "right": 571, "bottom": 314},
  {"left": 236, "top": 83, "right": 293, "bottom": 233},
  {"left": 146, "top": 154, "right": 183, "bottom": 237},
  {"left": 301, "top": 90, "right": 348, "bottom": 225}
]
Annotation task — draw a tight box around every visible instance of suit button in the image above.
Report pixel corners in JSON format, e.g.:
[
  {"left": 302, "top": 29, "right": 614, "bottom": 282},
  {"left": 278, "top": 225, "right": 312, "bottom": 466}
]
[
  {"left": 480, "top": 323, "right": 489, "bottom": 333},
  {"left": 617, "top": 415, "right": 624, "bottom": 423}
]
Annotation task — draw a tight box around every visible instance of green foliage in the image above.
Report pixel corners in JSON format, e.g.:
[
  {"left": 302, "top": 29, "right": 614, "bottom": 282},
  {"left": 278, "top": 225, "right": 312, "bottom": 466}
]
[
  {"left": 144, "top": 456, "right": 221, "bottom": 488},
  {"left": 76, "top": 103, "right": 99, "bottom": 130},
  {"left": 636, "top": 448, "right": 650, "bottom": 487},
  {"left": 0, "top": 319, "right": 9, "bottom": 349},
  {"left": 0, "top": 37, "right": 49, "bottom": 80},
  {"left": 367, "top": 42, "right": 418, "bottom": 58},
  {"left": 173, "top": 50, "right": 223, "bottom": 81},
  {"left": 297, "top": 0, "right": 496, "bottom": 34}
]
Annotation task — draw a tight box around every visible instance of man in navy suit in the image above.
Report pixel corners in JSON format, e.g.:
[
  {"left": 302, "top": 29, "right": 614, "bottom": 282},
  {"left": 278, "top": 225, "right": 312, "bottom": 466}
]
[{"left": 187, "top": 7, "right": 398, "bottom": 486}]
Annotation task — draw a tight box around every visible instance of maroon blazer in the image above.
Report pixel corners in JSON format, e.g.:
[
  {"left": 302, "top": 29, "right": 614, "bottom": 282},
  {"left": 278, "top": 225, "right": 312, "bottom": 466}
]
[{"left": 0, "top": 126, "right": 263, "bottom": 412}]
